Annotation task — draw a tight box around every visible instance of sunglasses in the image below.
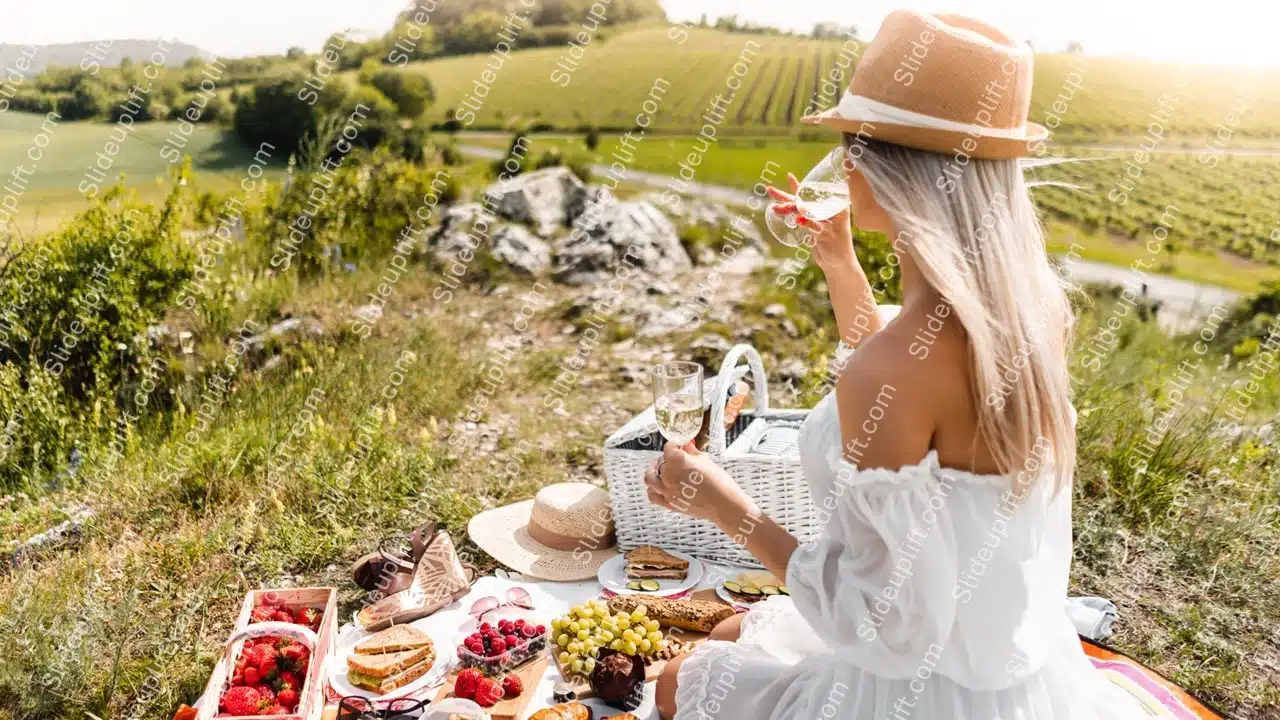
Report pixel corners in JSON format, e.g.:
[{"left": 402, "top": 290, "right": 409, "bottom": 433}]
[
  {"left": 337, "top": 695, "right": 426, "bottom": 720},
  {"left": 468, "top": 587, "right": 533, "bottom": 620}
]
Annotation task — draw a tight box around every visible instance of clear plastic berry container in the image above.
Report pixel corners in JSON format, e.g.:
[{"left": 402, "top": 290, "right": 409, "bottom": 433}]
[{"left": 455, "top": 608, "right": 548, "bottom": 676}]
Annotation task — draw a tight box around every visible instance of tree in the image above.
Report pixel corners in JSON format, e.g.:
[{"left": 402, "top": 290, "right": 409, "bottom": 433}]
[
  {"left": 1066, "top": 41, "right": 1084, "bottom": 54},
  {"left": 584, "top": 126, "right": 600, "bottom": 151},
  {"left": 368, "top": 69, "right": 435, "bottom": 118},
  {"left": 233, "top": 70, "right": 345, "bottom": 154},
  {"left": 59, "top": 80, "right": 110, "bottom": 120},
  {"left": 286, "top": 46, "right": 308, "bottom": 60}
]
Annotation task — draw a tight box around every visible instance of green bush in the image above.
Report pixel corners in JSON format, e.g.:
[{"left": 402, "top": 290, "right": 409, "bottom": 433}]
[
  {"left": 367, "top": 69, "right": 435, "bottom": 118},
  {"left": 234, "top": 69, "right": 348, "bottom": 155},
  {"left": 0, "top": 184, "right": 195, "bottom": 401},
  {"left": 0, "top": 365, "right": 82, "bottom": 493}
]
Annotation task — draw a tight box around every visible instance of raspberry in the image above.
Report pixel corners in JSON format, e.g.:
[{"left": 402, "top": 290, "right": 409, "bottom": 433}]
[
  {"left": 479, "top": 622, "right": 492, "bottom": 633},
  {"left": 454, "top": 667, "right": 484, "bottom": 700},
  {"left": 501, "top": 673, "right": 524, "bottom": 697},
  {"left": 520, "top": 625, "right": 538, "bottom": 639},
  {"left": 504, "top": 634, "right": 519, "bottom": 647},
  {"left": 473, "top": 677, "right": 505, "bottom": 707},
  {"left": 489, "top": 638, "right": 506, "bottom": 655}
]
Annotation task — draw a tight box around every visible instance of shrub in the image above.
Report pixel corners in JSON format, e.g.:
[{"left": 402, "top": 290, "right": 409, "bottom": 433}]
[
  {"left": 234, "top": 69, "right": 347, "bottom": 154},
  {"left": 0, "top": 364, "right": 81, "bottom": 493},
  {"left": 367, "top": 69, "right": 435, "bottom": 118},
  {"left": 585, "top": 126, "right": 601, "bottom": 151},
  {"left": 0, "top": 183, "right": 195, "bottom": 401},
  {"left": 58, "top": 81, "right": 110, "bottom": 120}
]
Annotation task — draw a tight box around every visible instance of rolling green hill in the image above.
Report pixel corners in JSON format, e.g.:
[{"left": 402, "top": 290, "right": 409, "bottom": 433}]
[{"left": 403, "top": 25, "right": 1280, "bottom": 140}]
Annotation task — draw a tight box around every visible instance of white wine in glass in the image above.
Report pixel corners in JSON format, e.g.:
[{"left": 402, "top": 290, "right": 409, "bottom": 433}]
[
  {"left": 766, "top": 146, "right": 854, "bottom": 248},
  {"left": 651, "top": 361, "right": 704, "bottom": 446}
]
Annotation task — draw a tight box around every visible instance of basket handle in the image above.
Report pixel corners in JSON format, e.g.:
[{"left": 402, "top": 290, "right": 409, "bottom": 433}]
[{"left": 707, "top": 344, "right": 769, "bottom": 453}]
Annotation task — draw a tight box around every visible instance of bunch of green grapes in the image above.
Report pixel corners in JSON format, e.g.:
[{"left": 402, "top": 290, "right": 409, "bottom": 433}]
[{"left": 550, "top": 598, "right": 666, "bottom": 675}]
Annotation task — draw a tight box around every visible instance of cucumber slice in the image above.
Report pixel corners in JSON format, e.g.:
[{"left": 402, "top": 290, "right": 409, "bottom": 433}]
[
  {"left": 639, "top": 579, "right": 661, "bottom": 591},
  {"left": 778, "top": 585, "right": 790, "bottom": 596},
  {"left": 626, "top": 580, "right": 643, "bottom": 591},
  {"left": 739, "top": 585, "right": 762, "bottom": 597},
  {"left": 722, "top": 581, "right": 742, "bottom": 593},
  {"left": 759, "top": 585, "right": 780, "bottom": 596}
]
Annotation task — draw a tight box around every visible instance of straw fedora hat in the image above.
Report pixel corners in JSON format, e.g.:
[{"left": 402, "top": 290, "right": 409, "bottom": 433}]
[
  {"left": 803, "top": 10, "right": 1047, "bottom": 159},
  {"left": 468, "top": 483, "right": 619, "bottom": 582}
]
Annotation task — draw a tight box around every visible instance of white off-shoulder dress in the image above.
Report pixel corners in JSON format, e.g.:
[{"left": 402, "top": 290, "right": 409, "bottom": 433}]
[{"left": 674, "top": 392, "right": 1146, "bottom": 719}]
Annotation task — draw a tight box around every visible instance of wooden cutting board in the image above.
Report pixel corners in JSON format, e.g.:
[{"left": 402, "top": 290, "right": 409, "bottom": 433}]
[{"left": 434, "top": 656, "right": 549, "bottom": 720}]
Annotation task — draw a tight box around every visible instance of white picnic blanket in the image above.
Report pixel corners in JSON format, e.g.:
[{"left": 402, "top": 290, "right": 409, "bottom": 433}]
[
  {"left": 329, "top": 564, "right": 1115, "bottom": 719},
  {"left": 330, "top": 563, "right": 746, "bottom": 719}
]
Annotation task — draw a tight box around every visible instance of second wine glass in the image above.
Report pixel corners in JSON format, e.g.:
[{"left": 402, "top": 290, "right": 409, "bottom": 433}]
[{"left": 651, "top": 361, "right": 704, "bottom": 447}]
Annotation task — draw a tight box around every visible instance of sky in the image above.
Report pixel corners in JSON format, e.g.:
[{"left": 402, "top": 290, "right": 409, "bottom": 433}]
[{"left": 2, "top": 0, "right": 1279, "bottom": 67}]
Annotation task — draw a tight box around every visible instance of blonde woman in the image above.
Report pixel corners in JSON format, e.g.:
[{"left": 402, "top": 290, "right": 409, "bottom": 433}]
[{"left": 645, "top": 10, "right": 1145, "bottom": 719}]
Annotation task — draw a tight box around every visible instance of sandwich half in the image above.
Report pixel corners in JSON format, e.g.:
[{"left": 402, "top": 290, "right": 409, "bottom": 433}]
[
  {"left": 354, "top": 623, "right": 432, "bottom": 655},
  {"left": 624, "top": 546, "right": 689, "bottom": 580},
  {"left": 347, "top": 625, "right": 435, "bottom": 694}
]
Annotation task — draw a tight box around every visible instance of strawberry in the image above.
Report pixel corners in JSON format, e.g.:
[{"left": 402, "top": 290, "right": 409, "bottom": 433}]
[
  {"left": 454, "top": 667, "right": 484, "bottom": 699},
  {"left": 273, "top": 609, "right": 294, "bottom": 623},
  {"left": 220, "top": 686, "right": 262, "bottom": 716},
  {"left": 276, "top": 688, "right": 299, "bottom": 710},
  {"left": 276, "top": 671, "right": 301, "bottom": 691},
  {"left": 295, "top": 607, "right": 321, "bottom": 626},
  {"left": 242, "top": 667, "right": 260, "bottom": 686},
  {"left": 281, "top": 644, "right": 304, "bottom": 664},
  {"left": 172, "top": 704, "right": 198, "bottom": 720},
  {"left": 231, "top": 670, "right": 244, "bottom": 687},
  {"left": 266, "top": 705, "right": 290, "bottom": 715},
  {"left": 501, "top": 673, "right": 524, "bottom": 697},
  {"left": 259, "top": 657, "right": 279, "bottom": 678},
  {"left": 473, "top": 677, "right": 504, "bottom": 707},
  {"left": 247, "top": 644, "right": 279, "bottom": 670},
  {"left": 250, "top": 606, "right": 276, "bottom": 623},
  {"left": 252, "top": 684, "right": 276, "bottom": 702}
]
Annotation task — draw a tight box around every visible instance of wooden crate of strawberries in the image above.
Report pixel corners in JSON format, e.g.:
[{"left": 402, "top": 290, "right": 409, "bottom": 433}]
[{"left": 193, "top": 587, "right": 338, "bottom": 720}]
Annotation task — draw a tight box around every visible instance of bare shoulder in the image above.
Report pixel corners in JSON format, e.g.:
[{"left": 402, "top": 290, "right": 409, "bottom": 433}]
[
  {"left": 833, "top": 303, "right": 969, "bottom": 470},
  {"left": 833, "top": 326, "right": 933, "bottom": 470}
]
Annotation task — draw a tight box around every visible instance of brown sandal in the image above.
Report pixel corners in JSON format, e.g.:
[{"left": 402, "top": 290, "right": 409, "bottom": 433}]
[
  {"left": 350, "top": 520, "right": 437, "bottom": 593},
  {"left": 357, "top": 527, "right": 479, "bottom": 632}
]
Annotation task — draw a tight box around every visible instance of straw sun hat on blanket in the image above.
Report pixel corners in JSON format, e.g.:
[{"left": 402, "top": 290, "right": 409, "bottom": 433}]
[{"left": 468, "top": 483, "right": 619, "bottom": 582}]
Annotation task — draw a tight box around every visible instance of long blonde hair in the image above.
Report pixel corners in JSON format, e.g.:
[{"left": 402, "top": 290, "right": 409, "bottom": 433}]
[{"left": 845, "top": 135, "right": 1076, "bottom": 493}]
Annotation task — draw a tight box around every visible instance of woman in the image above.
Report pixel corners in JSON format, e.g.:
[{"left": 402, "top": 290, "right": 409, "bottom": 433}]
[{"left": 646, "top": 10, "right": 1145, "bottom": 720}]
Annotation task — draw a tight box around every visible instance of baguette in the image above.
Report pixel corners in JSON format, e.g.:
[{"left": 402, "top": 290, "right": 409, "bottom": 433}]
[
  {"left": 607, "top": 595, "right": 734, "bottom": 633},
  {"left": 529, "top": 702, "right": 593, "bottom": 720}
]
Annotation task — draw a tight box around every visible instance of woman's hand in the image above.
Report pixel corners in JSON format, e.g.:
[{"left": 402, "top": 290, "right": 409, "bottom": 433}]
[
  {"left": 767, "top": 172, "right": 858, "bottom": 273},
  {"left": 644, "top": 441, "right": 754, "bottom": 527}
]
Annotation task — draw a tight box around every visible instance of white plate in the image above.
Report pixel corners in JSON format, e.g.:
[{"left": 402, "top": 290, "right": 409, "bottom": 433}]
[
  {"left": 327, "top": 622, "right": 452, "bottom": 700},
  {"left": 597, "top": 551, "right": 703, "bottom": 597},
  {"left": 714, "top": 585, "right": 753, "bottom": 611}
]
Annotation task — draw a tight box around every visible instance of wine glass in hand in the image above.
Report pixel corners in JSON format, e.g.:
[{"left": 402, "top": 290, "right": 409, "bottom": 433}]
[
  {"left": 765, "top": 146, "right": 853, "bottom": 247},
  {"left": 651, "top": 361, "right": 704, "bottom": 447}
]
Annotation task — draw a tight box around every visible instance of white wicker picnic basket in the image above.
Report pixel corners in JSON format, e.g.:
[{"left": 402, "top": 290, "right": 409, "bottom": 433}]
[{"left": 604, "top": 344, "right": 819, "bottom": 567}]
